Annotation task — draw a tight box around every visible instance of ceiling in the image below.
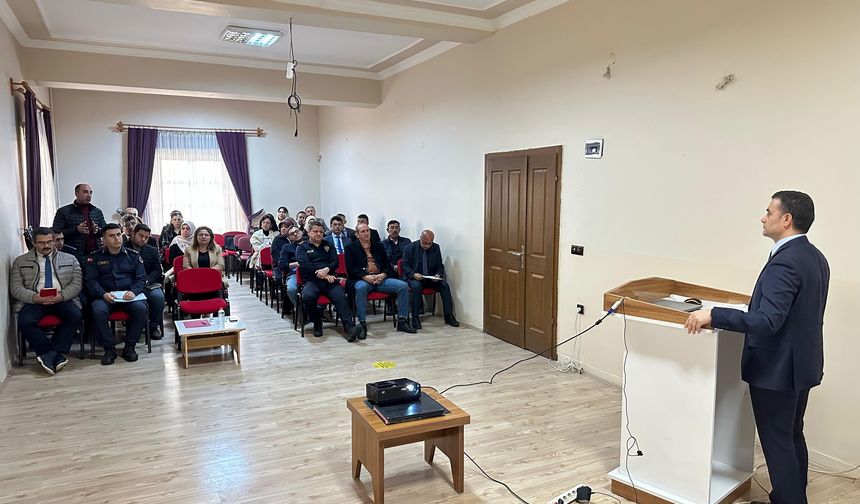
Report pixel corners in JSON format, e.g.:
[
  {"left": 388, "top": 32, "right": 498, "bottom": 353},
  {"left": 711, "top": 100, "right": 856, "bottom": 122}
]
[{"left": 2, "top": 0, "right": 568, "bottom": 78}]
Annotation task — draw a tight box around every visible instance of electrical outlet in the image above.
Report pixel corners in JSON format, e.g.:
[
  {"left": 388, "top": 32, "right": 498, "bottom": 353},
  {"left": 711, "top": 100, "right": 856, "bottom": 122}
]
[
  {"left": 571, "top": 245, "right": 584, "bottom": 256},
  {"left": 576, "top": 304, "right": 585, "bottom": 315}
]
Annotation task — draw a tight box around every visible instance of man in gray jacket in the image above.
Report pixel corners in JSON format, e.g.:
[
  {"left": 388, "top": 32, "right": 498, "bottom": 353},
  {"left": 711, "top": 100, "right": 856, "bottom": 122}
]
[{"left": 10, "top": 227, "right": 83, "bottom": 375}]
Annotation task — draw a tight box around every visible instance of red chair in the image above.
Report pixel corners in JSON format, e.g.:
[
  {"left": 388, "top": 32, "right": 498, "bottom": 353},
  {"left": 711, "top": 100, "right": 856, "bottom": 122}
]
[
  {"left": 17, "top": 314, "right": 85, "bottom": 366},
  {"left": 294, "top": 268, "right": 341, "bottom": 337},
  {"left": 175, "top": 268, "right": 229, "bottom": 347},
  {"left": 167, "top": 255, "right": 185, "bottom": 317},
  {"left": 397, "top": 259, "right": 438, "bottom": 316},
  {"left": 236, "top": 235, "right": 253, "bottom": 285},
  {"left": 255, "top": 247, "right": 276, "bottom": 307},
  {"left": 107, "top": 310, "right": 152, "bottom": 356}
]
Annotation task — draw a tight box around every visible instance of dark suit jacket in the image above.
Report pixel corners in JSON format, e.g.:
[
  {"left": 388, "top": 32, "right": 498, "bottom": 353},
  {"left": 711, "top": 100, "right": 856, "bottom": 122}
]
[
  {"left": 324, "top": 232, "right": 353, "bottom": 251},
  {"left": 711, "top": 236, "right": 829, "bottom": 391},
  {"left": 402, "top": 241, "right": 445, "bottom": 279},
  {"left": 344, "top": 240, "right": 395, "bottom": 291}
]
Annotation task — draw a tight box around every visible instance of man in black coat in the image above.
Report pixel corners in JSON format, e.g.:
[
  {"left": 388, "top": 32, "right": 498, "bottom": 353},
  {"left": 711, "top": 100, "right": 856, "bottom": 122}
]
[
  {"left": 402, "top": 229, "right": 459, "bottom": 329},
  {"left": 124, "top": 224, "right": 165, "bottom": 339},
  {"left": 296, "top": 220, "right": 362, "bottom": 342},
  {"left": 52, "top": 183, "right": 107, "bottom": 255},
  {"left": 345, "top": 223, "right": 415, "bottom": 337}
]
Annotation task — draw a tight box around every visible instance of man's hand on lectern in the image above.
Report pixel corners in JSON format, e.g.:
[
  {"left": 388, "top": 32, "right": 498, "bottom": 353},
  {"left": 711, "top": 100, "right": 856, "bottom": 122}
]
[{"left": 684, "top": 308, "right": 712, "bottom": 334}]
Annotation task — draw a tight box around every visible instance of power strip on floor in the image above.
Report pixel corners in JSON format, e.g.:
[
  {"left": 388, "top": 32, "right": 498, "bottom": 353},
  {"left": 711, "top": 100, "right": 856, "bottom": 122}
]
[{"left": 547, "top": 484, "right": 588, "bottom": 504}]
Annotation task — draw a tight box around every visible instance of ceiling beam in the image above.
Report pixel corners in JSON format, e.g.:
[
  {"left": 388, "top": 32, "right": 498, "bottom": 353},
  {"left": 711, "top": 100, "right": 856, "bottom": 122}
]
[
  {"left": 20, "top": 47, "right": 382, "bottom": 107},
  {"left": 92, "top": 0, "right": 496, "bottom": 43}
]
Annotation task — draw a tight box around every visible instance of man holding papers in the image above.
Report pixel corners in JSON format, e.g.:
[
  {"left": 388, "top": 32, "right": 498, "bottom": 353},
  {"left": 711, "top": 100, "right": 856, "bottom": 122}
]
[
  {"left": 11, "top": 227, "right": 83, "bottom": 375},
  {"left": 685, "top": 191, "right": 829, "bottom": 504},
  {"left": 402, "top": 229, "right": 459, "bottom": 328},
  {"left": 86, "top": 223, "right": 148, "bottom": 365}
]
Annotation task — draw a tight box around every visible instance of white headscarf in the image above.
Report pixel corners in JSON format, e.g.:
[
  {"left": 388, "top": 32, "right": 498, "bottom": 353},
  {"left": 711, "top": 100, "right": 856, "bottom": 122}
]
[{"left": 169, "top": 220, "right": 196, "bottom": 253}]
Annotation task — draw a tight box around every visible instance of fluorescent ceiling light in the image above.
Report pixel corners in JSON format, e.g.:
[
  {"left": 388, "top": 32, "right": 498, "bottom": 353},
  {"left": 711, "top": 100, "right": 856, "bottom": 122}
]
[{"left": 221, "top": 26, "right": 282, "bottom": 47}]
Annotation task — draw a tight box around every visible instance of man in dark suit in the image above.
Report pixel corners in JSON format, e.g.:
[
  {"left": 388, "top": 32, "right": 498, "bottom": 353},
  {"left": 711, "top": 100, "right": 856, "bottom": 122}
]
[
  {"left": 324, "top": 215, "right": 352, "bottom": 254},
  {"left": 402, "top": 229, "right": 459, "bottom": 329},
  {"left": 685, "top": 191, "right": 829, "bottom": 504}
]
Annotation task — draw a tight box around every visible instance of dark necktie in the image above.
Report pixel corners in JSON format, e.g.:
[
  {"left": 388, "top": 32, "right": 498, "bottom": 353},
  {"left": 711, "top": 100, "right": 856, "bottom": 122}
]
[
  {"left": 44, "top": 255, "right": 53, "bottom": 288},
  {"left": 335, "top": 235, "right": 343, "bottom": 254}
]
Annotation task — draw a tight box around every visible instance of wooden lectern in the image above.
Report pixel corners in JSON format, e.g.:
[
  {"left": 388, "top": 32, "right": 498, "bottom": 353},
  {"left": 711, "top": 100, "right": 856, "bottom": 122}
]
[{"left": 603, "top": 278, "right": 755, "bottom": 504}]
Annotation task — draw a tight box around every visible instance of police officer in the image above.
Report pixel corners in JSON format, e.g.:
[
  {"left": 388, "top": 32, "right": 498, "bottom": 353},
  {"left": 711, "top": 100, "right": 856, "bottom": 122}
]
[
  {"left": 296, "top": 220, "right": 362, "bottom": 342},
  {"left": 86, "top": 223, "right": 148, "bottom": 365}
]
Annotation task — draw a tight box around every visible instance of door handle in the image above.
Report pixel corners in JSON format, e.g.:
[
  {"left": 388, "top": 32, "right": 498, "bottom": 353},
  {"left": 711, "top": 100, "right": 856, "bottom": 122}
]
[{"left": 509, "top": 246, "right": 525, "bottom": 268}]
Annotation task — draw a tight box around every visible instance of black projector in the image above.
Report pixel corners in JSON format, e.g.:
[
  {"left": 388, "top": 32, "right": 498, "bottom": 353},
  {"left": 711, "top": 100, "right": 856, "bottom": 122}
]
[{"left": 366, "top": 378, "right": 421, "bottom": 406}]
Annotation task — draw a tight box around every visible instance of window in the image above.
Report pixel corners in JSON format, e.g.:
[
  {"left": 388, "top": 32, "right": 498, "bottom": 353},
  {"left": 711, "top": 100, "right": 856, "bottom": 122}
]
[{"left": 144, "top": 131, "right": 246, "bottom": 233}]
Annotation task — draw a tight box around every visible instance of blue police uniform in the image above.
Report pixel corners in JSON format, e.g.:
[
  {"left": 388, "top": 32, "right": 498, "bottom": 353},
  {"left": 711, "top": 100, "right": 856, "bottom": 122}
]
[{"left": 85, "top": 247, "right": 148, "bottom": 349}]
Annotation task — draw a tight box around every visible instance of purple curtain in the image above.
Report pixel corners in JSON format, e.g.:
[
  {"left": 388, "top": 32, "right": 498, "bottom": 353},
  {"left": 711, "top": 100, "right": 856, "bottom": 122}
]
[
  {"left": 41, "top": 109, "right": 55, "bottom": 174},
  {"left": 24, "top": 90, "right": 41, "bottom": 227},
  {"left": 216, "top": 131, "right": 252, "bottom": 218},
  {"left": 126, "top": 127, "right": 158, "bottom": 214}
]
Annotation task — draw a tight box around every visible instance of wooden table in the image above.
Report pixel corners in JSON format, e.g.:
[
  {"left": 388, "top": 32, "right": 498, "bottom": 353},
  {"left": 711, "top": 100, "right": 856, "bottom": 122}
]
[
  {"left": 346, "top": 389, "right": 470, "bottom": 504},
  {"left": 174, "top": 319, "right": 246, "bottom": 369}
]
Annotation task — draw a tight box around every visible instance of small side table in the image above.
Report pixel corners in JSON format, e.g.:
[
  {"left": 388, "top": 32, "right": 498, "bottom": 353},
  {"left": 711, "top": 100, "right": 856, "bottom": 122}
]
[
  {"left": 174, "top": 319, "right": 246, "bottom": 369},
  {"left": 346, "top": 389, "right": 471, "bottom": 504}
]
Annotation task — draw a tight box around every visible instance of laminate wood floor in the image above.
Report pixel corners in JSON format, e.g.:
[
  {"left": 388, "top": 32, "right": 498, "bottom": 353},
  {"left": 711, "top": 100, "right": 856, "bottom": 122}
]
[{"left": 1, "top": 280, "right": 857, "bottom": 503}]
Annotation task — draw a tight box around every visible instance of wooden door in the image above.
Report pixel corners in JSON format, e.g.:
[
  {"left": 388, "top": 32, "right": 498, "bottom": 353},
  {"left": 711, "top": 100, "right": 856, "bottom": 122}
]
[{"left": 484, "top": 146, "right": 561, "bottom": 358}]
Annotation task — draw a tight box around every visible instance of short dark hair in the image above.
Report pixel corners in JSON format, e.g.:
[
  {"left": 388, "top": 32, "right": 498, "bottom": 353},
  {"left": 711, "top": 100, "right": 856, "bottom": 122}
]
[
  {"left": 169, "top": 210, "right": 183, "bottom": 218},
  {"left": 52, "top": 229, "right": 64, "bottom": 237},
  {"left": 357, "top": 214, "right": 369, "bottom": 221},
  {"left": 278, "top": 221, "right": 290, "bottom": 230},
  {"left": 308, "top": 220, "right": 325, "bottom": 232},
  {"left": 134, "top": 223, "right": 151, "bottom": 234},
  {"left": 74, "top": 183, "right": 88, "bottom": 192},
  {"left": 336, "top": 213, "right": 346, "bottom": 219},
  {"left": 386, "top": 220, "right": 400, "bottom": 228},
  {"left": 33, "top": 226, "right": 54, "bottom": 239},
  {"left": 101, "top": 223, "right": 122, "bottom": 236},
  {"left": 330, "top": 215, "right": 344, "bottom": 225},
  {"left": 772, "top": 190, "right": 815, "bottom": 233}
]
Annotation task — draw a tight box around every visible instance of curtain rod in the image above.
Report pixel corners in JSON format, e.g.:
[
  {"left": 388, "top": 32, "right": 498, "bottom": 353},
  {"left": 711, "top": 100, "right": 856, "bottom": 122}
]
[
  {"left": 114, "top": 121, "right": 265, "bottom": 137},
  {"left": 9, "top": 79, "right": 50, "bottom": 111}
]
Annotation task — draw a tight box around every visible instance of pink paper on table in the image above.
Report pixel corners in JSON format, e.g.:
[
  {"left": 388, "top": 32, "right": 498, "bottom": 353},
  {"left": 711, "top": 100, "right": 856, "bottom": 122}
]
[{"left": 183, "top": 320, "right": 211, "bottom": 328}]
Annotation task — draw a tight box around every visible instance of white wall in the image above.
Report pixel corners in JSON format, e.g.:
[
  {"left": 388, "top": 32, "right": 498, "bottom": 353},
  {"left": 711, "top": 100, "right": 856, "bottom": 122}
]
[
  {"left": 319, "top": 0, "right": 860, "bottom": 468},
  {"left": 51, "top": 89, "right": 321, "bottom": 225},
  {"left": 0, "top": 15, "right": 27, "bottom": 381}
]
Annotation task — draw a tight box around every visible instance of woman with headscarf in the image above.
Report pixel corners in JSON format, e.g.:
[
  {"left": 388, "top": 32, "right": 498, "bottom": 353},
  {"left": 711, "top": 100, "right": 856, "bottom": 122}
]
[
  {"left": 276, "top": 206, "right": 289, "bottom": 225},
  {"left": 248, "top": 214, "right": 276, "bottom": 268},
  {"left": 167, "top": 221, "right": 195, "bottom": 266}
]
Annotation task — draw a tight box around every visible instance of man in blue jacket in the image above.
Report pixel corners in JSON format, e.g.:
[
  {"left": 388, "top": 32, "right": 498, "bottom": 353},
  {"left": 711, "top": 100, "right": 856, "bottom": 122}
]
[{"left": 685, "top": 191, "right": 829, "bottom": 504}]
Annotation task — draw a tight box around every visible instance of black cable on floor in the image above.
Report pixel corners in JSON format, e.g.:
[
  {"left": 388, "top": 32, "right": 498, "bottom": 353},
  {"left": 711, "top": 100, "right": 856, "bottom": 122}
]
[{"left": 465, "top": 450, "right": 530, "bottom": 504}]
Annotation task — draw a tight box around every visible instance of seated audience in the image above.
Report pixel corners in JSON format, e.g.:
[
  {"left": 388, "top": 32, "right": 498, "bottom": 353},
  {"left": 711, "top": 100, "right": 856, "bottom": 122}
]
[
  {"left": 159, "top": 210, "right": 183, "bottom": 250},
  {"left": 304, "top": 205, "right": 329, "bottom": 233},
  {"left": 249, "top": 213, "right": 277, "bottom": 268},
  {"left": 182, "top": 226, "right": 228, "bottom": 287},
  {"left": 168, "top": 221, "right": 195, "bottom": 265},
  {"left": 325, "top": 215, "right": 353, "bottom": 254},
  {"left": 52, "top": 230, "right": 82, "bottom": 265},
  {"left": 345, "top": 224, "right": 416, "bottom": 337},
  {"left": 383, "top": 219, "right": 412, "bottom": 273},
  {"left": 278, "top": 225, "right": 303, "bottom": 309},
  {"left": 86, "top": 224, "right": 148, "bottom": 365},
  {"left": 356, "top": 214, "right": 381, "bottom": 242},
  {"left": 336, "top": 213, "right": 356, "bottom": 239},
  {"left": 52, "top": 183, "right": 107, "bottom": 255},
  {"left": 276, "top": 206, "right": 290, "bottom": 225},
  {"left": 125, "top": 224, "right": 165, "bottom": 339},
  {"left": 271, "top": 221, "right": 291, "bottom": 281},
  {"left": 296, "top": 211, "right": 307, "bottom": 232},
  {"left": 402, "top": 229, "right": 460, "bottom": 328},
  {"left": 296, "top": 221, "right": 362, "bottom": 341},
  {"left": 10, "top": 227, "right": 83, "bottom": 375},
  {"left": 121, "top": 214, "right": 154, "bottom": 246}
]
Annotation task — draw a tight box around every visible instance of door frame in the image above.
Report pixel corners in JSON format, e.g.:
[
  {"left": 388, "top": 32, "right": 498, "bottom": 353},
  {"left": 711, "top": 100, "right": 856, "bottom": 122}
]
[{"left": 483, "top": 145, "right": 562, "bottom": 359}]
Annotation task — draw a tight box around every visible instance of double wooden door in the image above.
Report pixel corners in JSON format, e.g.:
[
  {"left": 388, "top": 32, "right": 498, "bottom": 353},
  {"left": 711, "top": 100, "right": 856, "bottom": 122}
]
[{"left": 483, "top": 146, "right": 561, "bottom": 358}]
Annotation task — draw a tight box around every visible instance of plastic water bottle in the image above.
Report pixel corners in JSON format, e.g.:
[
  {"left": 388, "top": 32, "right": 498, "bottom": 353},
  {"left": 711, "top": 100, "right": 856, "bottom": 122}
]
[{"left": 217, "top": 308, "right": 225, "bottom": 326}]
